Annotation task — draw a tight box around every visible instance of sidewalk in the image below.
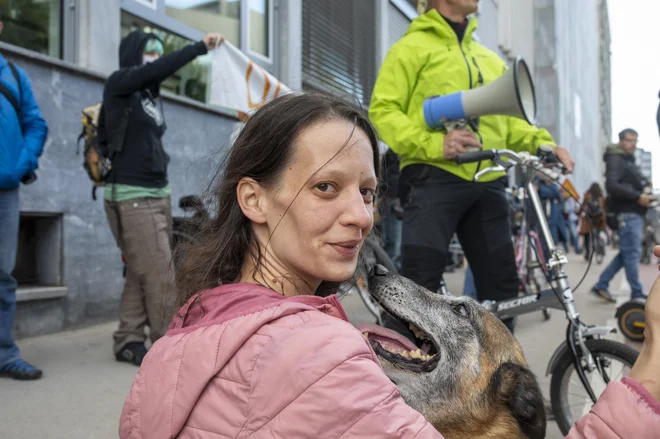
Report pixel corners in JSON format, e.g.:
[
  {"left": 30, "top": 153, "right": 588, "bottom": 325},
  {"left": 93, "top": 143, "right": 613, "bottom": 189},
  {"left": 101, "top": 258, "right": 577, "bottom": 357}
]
[{"left": 1, "top": 251, "right": 655, "bottom": 439}]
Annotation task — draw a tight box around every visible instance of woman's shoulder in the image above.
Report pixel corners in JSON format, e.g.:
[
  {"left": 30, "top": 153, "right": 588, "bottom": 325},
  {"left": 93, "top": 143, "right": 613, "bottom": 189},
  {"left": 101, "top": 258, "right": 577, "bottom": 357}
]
[{"left": 261, "top": 307, "right": 373, "bottom": 355}]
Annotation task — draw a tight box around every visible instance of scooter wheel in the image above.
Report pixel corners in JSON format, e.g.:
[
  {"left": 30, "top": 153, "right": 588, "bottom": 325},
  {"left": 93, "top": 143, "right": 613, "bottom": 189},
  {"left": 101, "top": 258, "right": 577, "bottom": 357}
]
[{"left": 615, "top": 300, "right": 646, "bottom": 342}]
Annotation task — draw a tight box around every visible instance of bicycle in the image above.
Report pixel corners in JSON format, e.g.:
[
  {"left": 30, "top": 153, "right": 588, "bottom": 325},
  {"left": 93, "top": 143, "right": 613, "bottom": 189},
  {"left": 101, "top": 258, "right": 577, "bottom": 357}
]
[
  {"left": 594, "top": 229, "right": 606, "bottom": 265},
  {"left": 449, "top": 147, "right": 639, "bottom": 434}
]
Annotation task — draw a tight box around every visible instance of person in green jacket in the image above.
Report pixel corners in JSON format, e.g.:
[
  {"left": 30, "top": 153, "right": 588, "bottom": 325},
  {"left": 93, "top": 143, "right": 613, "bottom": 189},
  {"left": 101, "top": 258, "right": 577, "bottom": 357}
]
[{"left": 369, "top": 0, "right": 574, "bottom": 331}]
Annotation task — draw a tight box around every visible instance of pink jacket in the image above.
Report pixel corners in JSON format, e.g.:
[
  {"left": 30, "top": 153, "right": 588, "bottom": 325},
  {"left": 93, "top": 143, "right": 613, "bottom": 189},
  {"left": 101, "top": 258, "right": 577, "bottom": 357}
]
[{"left": 119, "top": 283, "right": 660, "bottom": 438}]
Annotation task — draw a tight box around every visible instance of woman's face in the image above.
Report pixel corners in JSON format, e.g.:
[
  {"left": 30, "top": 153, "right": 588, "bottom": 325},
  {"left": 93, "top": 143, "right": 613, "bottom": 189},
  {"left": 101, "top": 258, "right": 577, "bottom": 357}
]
[{"left": 256, "top": 119, "right": 377, "bottom": 289}]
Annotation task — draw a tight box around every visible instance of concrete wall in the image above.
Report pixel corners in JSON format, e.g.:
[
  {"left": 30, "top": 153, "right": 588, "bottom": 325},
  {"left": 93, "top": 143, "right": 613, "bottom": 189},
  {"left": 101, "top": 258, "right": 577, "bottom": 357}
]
[
  {"left": 598, "top": 0, "right": 612, "bottom": 179},
  {"left": 534, "top": 0, "right": 602, "bottom": 194},
  {"left": 2, "top": 43, "right": 239, "bottom": 338},
  {"left": 554, "top": 0, "right": 601, "bottom": 193}
]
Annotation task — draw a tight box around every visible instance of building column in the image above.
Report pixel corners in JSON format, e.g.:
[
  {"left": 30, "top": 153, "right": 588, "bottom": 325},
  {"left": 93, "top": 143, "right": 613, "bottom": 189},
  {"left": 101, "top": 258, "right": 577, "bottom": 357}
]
[{"left": 278, "top": 0, "right": 302, "bottom": 90}]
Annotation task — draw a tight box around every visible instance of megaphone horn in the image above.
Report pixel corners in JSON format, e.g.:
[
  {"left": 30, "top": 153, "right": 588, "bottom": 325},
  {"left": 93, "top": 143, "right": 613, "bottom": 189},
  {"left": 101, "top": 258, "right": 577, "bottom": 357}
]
[{"left": 424, "top": 57, "right": 537, "bottom": 130}]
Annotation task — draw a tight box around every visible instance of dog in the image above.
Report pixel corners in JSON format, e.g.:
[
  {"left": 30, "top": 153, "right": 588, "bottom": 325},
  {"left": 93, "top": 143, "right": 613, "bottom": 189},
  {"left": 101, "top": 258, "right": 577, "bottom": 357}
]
[{"left": 356, "top": 265, "right": 546, "bottom": 439}]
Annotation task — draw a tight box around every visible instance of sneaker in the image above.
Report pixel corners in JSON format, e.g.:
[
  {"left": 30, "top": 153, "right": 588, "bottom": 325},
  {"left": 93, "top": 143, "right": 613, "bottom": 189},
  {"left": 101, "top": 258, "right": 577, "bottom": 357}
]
[
  {"left": 0, "top": 359, "right": 43, "bottom": 380},
  {"left": 115, "top": 342, "right": 148, "bottom": 366},
  {"left": 591, "top": 288, "right": 616, "bottom": 303}
]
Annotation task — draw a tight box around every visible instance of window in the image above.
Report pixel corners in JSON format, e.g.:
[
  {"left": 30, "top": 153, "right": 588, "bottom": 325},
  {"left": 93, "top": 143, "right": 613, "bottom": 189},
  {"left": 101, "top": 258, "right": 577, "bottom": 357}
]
[
  {"left": 0, "top": 0, "right": 62, "bottom": 58},
  {"left": 121, "top": 11, "right": 212, "bottom": 103},
  {"left": 164, "top": 0, "right": 241, "bottom": 47},
  {"left": 248, "top": 0, "right": 268, "bottom": 58},
  {"left": 302, "top": 0, "right": 377, "bottom": 105}
]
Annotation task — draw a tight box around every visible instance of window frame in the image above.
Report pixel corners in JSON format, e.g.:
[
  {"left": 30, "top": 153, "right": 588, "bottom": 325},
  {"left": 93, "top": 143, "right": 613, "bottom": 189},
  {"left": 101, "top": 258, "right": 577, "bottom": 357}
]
[
  {"left": 243, "top": 0, "right": 274, "bottom": 64},
  {"left": 390, "top": 0, "right": 418, "bottom": 20}
]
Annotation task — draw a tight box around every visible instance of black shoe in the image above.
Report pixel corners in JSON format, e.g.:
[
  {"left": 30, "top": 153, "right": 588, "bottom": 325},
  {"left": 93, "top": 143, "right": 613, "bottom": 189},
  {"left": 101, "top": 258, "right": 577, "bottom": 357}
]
[
  {"left": 590, "top": 288, "right": 616, "bottom": 303},
  {"left": 0, "top": 359, "right": 43, "bottom": 380},
  {"left": 115, "top": 342, "right": 148, "bottom": 366}
]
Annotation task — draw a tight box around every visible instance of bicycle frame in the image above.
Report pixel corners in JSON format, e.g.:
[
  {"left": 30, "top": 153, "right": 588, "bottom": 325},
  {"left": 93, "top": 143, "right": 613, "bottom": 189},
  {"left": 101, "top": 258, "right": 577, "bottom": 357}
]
[{"left": 469, "top": 149, "right": 616, "bottom": 404}]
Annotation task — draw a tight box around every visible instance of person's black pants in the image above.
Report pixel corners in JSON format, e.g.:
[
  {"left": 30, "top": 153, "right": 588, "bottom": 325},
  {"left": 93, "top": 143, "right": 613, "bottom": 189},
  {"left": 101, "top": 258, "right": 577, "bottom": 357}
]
[{"left": 400, "top": 165, "right": 518, "bottom": 328}]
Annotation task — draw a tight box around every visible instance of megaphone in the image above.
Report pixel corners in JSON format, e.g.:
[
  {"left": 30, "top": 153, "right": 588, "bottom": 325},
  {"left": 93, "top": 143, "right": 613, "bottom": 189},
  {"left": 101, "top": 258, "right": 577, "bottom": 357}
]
[{"left": 423, "top": 57, "right": 537, "bottom": 130}]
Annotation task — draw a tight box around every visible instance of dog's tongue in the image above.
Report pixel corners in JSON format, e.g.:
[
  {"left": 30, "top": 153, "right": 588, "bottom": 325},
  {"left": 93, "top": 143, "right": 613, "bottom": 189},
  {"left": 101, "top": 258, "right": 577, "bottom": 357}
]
[{"left": 356, "top": 323, "right": 418, "bottom": 352}]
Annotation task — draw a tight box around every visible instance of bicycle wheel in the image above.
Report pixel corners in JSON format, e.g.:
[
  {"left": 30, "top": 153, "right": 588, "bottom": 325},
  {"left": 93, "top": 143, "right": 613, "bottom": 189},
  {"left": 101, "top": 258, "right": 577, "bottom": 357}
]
[{"left": 550, "top": 339, "right": 639, "bottom": 435}]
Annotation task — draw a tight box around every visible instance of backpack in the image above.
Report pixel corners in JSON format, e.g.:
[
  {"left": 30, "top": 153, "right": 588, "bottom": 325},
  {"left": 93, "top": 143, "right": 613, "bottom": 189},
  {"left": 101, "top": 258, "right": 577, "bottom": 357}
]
[
  {"left": 76, "top": 102, "right": 132, "bottom": 200},
  {"left": 586, "top": 196, "right": 603, "bottom": 220},
  {"left": 0, "top": 62, "right": 23, "bottom": 131}
]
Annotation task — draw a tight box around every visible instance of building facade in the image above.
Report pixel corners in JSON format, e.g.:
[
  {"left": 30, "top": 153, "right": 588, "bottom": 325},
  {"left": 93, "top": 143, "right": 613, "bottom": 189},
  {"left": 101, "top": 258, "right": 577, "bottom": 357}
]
[
  {"left": 0, "top": 0, "right": 416, "bottom": 337},
  {"left": 2, "top": 0, "right": 610, "bottom": 336}
]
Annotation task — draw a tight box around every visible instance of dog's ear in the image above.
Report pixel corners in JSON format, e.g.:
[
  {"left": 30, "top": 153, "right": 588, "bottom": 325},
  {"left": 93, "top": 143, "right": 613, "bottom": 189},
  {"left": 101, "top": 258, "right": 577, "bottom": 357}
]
[{"left": 492, "top": 362, "right": 546, "bottom": 439}]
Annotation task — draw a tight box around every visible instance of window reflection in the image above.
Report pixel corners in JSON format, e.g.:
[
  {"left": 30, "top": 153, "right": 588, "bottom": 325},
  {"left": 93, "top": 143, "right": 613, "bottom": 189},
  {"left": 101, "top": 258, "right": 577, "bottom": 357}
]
[
  {"left": 0, "top": 0, "right": 62, "bottom": 58},
  {"left": 165, "top": 0, "right": 240, "bottom": 47},
  {"left": 249, "top": 0, "right": 268, "bottom": 57}
]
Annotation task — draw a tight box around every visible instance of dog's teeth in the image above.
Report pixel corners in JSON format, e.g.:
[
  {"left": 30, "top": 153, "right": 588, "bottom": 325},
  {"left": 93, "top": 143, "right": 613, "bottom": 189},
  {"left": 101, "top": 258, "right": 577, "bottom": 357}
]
[
  {"left": 409, "top": 349, "right": 424, "bottom": 359},
  {"left": 400, "top": 351, "right": 410, "bottom": 357}
]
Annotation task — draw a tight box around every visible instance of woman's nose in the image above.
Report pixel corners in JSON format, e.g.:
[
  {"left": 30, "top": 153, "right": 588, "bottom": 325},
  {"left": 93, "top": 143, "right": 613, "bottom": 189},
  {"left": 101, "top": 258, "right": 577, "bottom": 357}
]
[{"left": 340, "top": 191, "right": 373, "bottom": 229}]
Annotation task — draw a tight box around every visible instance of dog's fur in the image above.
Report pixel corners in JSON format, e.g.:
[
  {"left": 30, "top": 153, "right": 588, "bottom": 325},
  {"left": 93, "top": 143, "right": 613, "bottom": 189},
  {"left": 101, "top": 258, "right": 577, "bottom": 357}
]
[{"left": 365, "top": 269, "right": 546, "bottom": 439}]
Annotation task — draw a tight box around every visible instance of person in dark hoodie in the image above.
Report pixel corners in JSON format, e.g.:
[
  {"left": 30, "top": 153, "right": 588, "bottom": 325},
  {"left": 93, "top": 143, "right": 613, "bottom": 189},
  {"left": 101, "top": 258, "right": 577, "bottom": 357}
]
[
  {"left": 102, "top": 29, "right": 223, "bottom": 366},
  {"left": 591, "top": 128, "right": 653, "bottom": 303}
]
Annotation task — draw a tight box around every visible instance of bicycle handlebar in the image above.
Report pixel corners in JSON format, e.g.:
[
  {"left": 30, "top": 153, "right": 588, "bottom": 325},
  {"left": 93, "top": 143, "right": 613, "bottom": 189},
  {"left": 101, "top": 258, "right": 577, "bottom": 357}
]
[{"left": 453, "top": 150, "right": 496, "bottom": 164}]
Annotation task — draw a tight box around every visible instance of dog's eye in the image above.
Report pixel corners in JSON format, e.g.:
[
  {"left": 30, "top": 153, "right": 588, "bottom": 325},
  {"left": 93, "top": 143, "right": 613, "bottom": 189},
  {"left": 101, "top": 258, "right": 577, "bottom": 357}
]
[{"left": 451, "top": 303, "right": 470, "bottom": 318}]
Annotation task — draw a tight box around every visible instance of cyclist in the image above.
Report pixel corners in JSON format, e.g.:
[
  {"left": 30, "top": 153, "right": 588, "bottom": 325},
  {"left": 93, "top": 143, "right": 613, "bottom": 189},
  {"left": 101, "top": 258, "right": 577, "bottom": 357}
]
[{"left": 368, "top": 0, "right": 573, "bottom": 332}]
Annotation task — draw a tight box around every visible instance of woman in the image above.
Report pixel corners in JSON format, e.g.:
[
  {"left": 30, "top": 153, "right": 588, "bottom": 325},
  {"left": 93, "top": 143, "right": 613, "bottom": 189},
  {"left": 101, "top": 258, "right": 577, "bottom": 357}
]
[
  {"left": 119, "top": 94, "right": 660, "bottom": 438},
  {"left": 101, "top": 30, "right": 223, "bottom": 365},
  {"left": 580, "top": 183, "right": 607, "bottom": 261}
]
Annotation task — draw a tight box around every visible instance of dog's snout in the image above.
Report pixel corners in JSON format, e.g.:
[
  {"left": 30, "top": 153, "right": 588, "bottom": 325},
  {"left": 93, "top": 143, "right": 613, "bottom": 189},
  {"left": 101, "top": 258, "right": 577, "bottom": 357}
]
[{"left": 369, "top": 264, "right": 389, "bottom": 277}]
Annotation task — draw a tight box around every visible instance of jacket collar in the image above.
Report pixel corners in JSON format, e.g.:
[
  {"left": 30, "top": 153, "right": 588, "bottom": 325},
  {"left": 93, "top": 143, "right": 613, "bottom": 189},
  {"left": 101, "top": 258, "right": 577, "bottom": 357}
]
[
  {"left": 408, "top": 9, "right": 478, "bottom": 45},
  {"left": 169, "top": 283, "right": 349, "bottom": 331}
]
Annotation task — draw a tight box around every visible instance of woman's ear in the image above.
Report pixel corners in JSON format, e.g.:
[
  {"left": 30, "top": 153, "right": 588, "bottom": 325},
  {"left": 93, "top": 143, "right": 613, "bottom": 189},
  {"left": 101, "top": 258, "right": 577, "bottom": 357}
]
[{"left": 237, "top": 178, "right": 268, "bottom": 224}]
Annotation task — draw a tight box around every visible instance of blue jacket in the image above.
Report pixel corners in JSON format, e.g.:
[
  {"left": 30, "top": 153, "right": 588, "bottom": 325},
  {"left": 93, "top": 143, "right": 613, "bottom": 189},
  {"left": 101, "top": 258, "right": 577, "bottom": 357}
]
[{"left": 0, "top": 53, "right": 48, "bottom": 189}]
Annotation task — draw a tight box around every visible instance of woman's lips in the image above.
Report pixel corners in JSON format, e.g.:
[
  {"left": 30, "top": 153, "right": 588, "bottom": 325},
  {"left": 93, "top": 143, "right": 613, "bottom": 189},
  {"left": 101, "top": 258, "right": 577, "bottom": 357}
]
[{"left": 330, "top": 240, "right": 361, "bottom": 258}]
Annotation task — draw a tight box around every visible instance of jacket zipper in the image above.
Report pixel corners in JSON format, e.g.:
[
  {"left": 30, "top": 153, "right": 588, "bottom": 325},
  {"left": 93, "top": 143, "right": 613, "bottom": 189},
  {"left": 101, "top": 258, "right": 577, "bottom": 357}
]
[{"left": 457, "top": 39, "right": 487, "bottom": 177}]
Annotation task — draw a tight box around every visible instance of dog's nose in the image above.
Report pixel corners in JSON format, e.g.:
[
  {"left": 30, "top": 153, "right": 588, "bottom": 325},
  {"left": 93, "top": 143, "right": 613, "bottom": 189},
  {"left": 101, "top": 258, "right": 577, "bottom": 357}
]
[{"left": 368, "top": 264, "right": 389, "bottom": 277}]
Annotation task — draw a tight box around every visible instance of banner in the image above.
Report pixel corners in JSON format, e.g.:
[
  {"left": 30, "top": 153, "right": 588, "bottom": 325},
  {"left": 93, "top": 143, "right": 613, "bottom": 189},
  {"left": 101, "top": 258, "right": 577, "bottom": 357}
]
[
  {"left": 209, "top": 42, "right": 291, "bottom": 121},
  {"left": 562, "top": 178, "right": 580, "bottom": 201}
]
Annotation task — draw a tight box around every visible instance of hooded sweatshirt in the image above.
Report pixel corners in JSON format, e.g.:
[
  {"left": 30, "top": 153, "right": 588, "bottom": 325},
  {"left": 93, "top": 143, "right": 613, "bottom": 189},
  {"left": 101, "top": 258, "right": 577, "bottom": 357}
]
[
  {"left": 119, "top": 283, "right": 660, "bottom": 438},
  {"left": 101, "top": 30, "right": 207, "bottom": 190},
  {"left": 369, "top": 11, "right": 556, "bottom": 182},
  {"left": 603, "top": 144, "right": 648, "bottom": 216}
]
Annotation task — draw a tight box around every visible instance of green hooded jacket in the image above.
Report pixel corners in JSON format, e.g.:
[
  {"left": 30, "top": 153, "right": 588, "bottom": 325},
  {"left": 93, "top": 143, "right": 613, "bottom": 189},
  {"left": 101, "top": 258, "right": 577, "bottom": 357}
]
[{"left": 368, "top": 10, "right": 556, "bottom": 182}]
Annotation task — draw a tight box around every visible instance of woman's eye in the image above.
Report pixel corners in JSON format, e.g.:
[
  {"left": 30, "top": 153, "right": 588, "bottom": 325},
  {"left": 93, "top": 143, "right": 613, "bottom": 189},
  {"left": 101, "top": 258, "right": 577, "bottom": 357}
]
[
  {"left": 361, "top": 188, "right": 376, "bottom": 201},
  {"left": 316, "top": 183, "right": 336, "bottom": 193}
]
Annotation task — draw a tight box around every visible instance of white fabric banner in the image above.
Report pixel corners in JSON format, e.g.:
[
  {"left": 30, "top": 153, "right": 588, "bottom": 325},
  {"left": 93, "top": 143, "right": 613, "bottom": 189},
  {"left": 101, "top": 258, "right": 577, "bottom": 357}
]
[{"left": 209, "top": 42, "right": 291, "bottom": 121}]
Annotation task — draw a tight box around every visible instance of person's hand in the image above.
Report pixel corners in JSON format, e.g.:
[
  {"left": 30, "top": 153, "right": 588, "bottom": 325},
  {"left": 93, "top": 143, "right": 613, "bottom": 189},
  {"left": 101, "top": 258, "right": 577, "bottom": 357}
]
[
  {"left": 553, "top": 146, "right": 574, "bottom": 173},
  {"left": 203, "top": 33, "right": 225, "bottom": 50},
  {"left": 638, "top": 193, "right": 654, "bottom": 207},
  {"left": 628, "top": 245, "right": 660, "bottom": 400},
  {"left": 443, "top": 129, "right": 482, "bottom": 160}
]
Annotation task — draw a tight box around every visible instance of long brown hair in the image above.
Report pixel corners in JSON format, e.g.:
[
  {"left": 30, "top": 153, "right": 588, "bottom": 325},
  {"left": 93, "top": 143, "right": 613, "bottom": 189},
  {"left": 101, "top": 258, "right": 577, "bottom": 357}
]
[{"left": 174, "top": 93, "right": 381, "bottom": 307}]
